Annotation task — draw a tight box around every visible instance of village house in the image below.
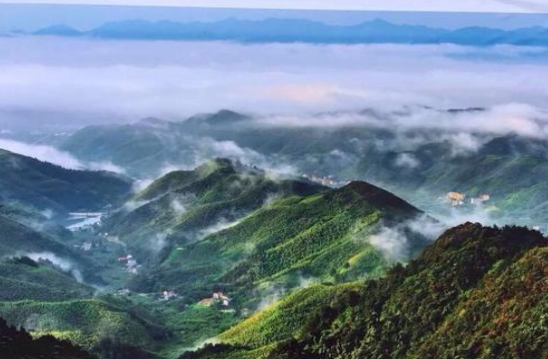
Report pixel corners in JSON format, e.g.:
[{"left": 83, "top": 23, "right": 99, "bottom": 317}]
[
  {"left": 199, "top": 291, "right": 231, "bottom": 307},
  {"left": 116, "top": 289, "right": 130, "bottom": 296},
  {"left": 118, "top": 254, "right": 139, "bottom": 274},
  {"left": 118, "top": 254, "right": 133, "bottom": 262},
  {"left": 470, "top": 194, "right": 491, "bottom": 205},
  {"left": 161, "top": 290, "right": 178, "bottom": 301},
  {"left": 446, "top": 192, "right": 466, "bottom": 206},
  {"left": 301, "top": 174, "right": 343, "bottom": 187}
]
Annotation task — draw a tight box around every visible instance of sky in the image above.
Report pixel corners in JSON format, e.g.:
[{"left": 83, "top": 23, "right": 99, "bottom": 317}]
[
  {"left": 2, "top": 3, "right": 548, "bottom": 32},
  {"left": 3, "top": 0, "right": 548, "bottom": 13}
]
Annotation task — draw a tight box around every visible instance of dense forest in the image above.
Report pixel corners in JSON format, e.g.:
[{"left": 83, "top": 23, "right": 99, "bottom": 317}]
[{"left": 184, "top": 223, "right": 548, "bottom": 359}]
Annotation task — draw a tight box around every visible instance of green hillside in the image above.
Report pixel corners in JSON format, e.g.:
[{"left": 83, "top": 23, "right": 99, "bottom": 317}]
[
  {"left": 104, "top": 158, "right": 324, "bottom": 255},
  {"left": 0, "top": 213, "right": 73, "bottom": 255},
  {"left": 0, "top": 149, "right": 133, "bottom": 214},
  {"left": 185, "top": 223, "right": 548, "bottom": 359},
  {"left": 0, "top": 209, "right": 117, "bottom": 286},
  {"left": 132, "top": 179, "right": 429, "bottom": 311},
  {"left": 219, "top": 283, "right": 358, "bottom": 349},
  {"left": 0, "top": 257, "right": 92, "bottom": 301},
  {"left": 0, "top": 298, "right": 168, "bottom": 356},
  {"left": 103, "top": 161, "right": 429, "bottom": 356}
]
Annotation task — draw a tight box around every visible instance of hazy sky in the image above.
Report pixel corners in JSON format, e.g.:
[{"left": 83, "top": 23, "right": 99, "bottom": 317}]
[
  {"left": 3, "top": 0, "right": 548, "bottom": 13},
  {"left": 2, "top": 3, "right": 548, "bottom": 32}
]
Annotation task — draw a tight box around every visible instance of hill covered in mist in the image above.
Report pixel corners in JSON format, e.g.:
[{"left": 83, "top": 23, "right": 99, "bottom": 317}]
[
  {"left": 0, "top": 149, "right": 133, "bottom": 215},
  {"left": 59, "top": 107, "right": 548, "bottom": 229},
  {"left": 0, "top": 157, "right": 435, "bottom": 358}
]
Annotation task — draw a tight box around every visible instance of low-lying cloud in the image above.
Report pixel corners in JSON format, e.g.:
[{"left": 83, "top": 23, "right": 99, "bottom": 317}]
[
  {"left": 258, "top": 103, "right": 548, "bottom": 138},
  {"left": 196, "top": 217, "right": 241, "bottom": 240},
  {"left": 0, "top": 138, "right": 82, "bottom": 169},
  {"left": 0, "top": 138, "right": 125, "bottom": 172},
  {"left": 369, "top": 226, "right": 410, "bottom": 261},
  {"left": 25, "top": 251, "right": 84, "bottom": 283}
]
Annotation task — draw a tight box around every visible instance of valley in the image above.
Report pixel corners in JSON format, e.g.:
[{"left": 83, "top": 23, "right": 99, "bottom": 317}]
[
  {"left": 0, "top": 151, "right": 437, "bottom": 358},
  {"left": 3, "top": 106, "right": 548, "bottom": 359},
  {"left": 2, "top": 5, "right": 548, "bottom": 358}
]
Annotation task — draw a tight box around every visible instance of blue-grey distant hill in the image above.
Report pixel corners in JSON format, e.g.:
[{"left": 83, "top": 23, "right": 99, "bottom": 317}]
[{"left": 34, "top": 18, "right": 548, "bottom": 46}]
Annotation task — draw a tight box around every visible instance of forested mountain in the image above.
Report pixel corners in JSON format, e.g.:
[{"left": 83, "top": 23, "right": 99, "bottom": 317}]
[
  {"left": 0, "top": 256, "right": 92, "bottom": 301},
  {"left": 0, "top": 207, "right": 94, "bottom": 300},
  {"left": 107, "top": 158, "right": 429, "bottom": 294},
  {"left": 0, "top": 157, "right": 432, "bottom": 358},
  {"left": 184, "top": 223, "right": 548, "bottom": 359},
  {"left": 103, "top": 158, "right": 324, "bottom": 255},
  {"left": 0, "top": 149, "right": 133, "bottom": 215},
  {"left": 6, "top": 4, "right": 548, "bottom": 359},
  {"left": 0, "top": 212, "right": 73, "bottom": 256},
  {"left": 129, "top": 177, "right": 430, "bottom": 297},
  {"left": 3, "top": 140, "right": 548, "bottom": 359},
  {"left": 115, "top": 160, "right": 433, "bottom": 355},
  {"left": 59, "top": 119, "right": 194, "bottom": 180}
]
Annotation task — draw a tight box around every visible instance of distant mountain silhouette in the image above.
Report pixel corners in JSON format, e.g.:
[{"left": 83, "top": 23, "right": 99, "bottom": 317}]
[{"left": 34, "top": 18, "right": 548, "bottom": 46}]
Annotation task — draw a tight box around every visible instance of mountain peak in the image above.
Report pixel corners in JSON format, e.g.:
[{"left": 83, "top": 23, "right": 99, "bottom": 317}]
[
  {"left": 206, "top": 110, "right": 250, "bottom": 124},
  {"left": 34, "top": 24, "right": 82, "bottom": 36},
  {"left": 420, "top": 222, "right": 546, "bottom": 266},
  {"left": 335, "top": 180, "right": 421, "bottom": 214}
]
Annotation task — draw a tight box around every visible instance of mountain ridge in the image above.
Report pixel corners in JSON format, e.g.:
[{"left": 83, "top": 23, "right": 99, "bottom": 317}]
[
  {"left": 183, "top": 222, "right": 548, "bottom": 359},
  {"left": 32, "top": 18, "right": 548, "bottom": 46},
  {"left": 0, "top": 149, "right": 133, "bottom": 215}
]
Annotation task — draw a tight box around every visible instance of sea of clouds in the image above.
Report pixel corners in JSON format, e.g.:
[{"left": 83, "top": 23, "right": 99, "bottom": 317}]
[{"left": 0, "top": 37, "right": 548, "bottom": 128}]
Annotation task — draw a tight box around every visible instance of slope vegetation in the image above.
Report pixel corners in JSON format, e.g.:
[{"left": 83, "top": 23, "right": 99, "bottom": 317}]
[
  {"left": 0, "top": 149, "right": 132, "bottom": 214},
  {"left": 104, "top": 158, "right": 324, "bottom": 255},
  {"left": 133, "top": 178, "right": 429, "bottom": 312},
  {"left": 185, "top": 223, "right": 548, "bottom": 359}
]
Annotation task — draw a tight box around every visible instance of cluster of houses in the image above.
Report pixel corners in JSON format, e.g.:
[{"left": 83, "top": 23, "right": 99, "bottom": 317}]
[
  {"left": 160, "top": 290, "right": 178, "bottom": 301},
  {"left": 445, "top": 192, "right": 490, "bottom": 207},
  {"left": 74, "top": 241, "right": 93, "bottom": 252},
  {"left": 118, "top": 254, "right": 139, "bottom": 274},
  {"left": 116, "top": 288, "right": 131, "bottom": 296},
  {"left": 198, "top": 291, "right": 231, "bottom": 307},
  {"left": 302, "top": 174, "right": 349, "bottom": 188}
]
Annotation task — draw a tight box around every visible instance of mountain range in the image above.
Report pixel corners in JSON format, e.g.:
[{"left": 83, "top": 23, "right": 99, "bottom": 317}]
[
  {"left": 33, "top": 19, "right": 548, "bottom": 46},
  {"left": 0, "top": 153, "right": 434, "bottom": 358},
  {"left": 1, "top": 145, "right": 548, "bottom": 359},
  {"left": 2, "top": 115, "right": 548, "bottom": 359},
  {"left": 58, "top": 108, "right": 548, "bottom": 229}
]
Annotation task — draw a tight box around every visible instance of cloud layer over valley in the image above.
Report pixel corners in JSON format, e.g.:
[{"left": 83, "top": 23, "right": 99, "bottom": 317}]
[{"left": 1, "top": 37, "right": 548, "bottom": 131}]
